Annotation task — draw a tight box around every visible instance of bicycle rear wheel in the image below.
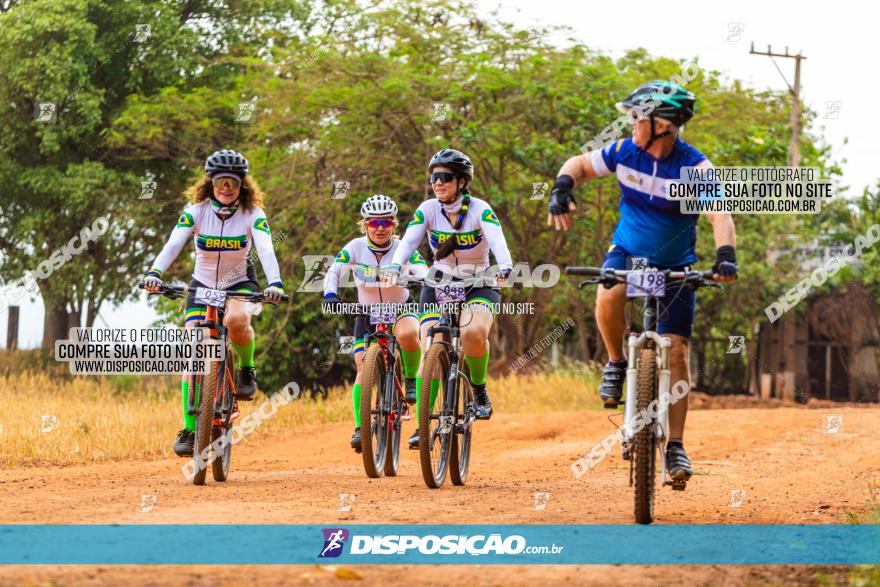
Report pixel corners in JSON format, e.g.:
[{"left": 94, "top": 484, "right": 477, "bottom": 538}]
[
  {"left": 360, "top": 343, "right": 388, "bottom": 478},
  {"left": 419, "top": 343, "right": 452, "bottom": 488},
  {"left": 384, "top": 347, "right": 404, "bottom": 477},
  {"left": 634, "top": 345, "right": 658, "bottom": 524},
  {"left": 211, "top": 347, "right": 234, "bottom": 482},
  {"left": 449, "top": 360, "right": 473, "bottom": 486}
]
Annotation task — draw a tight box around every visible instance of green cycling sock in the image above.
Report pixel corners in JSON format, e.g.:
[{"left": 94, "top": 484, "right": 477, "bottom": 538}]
[
  {"left": 415, "top": 376, "right": 441, "bottom": 414},
  {"left": 400, "top": 348, "right": 421, "bottom": 379},
  {"left": 465, "top": 350, "right": 489, "bottom": 386},
  {"left": 230, "top": 338, "right": 255, "bottom": 368},
  {"left": 181, "top": 380, "right": 200, "bottom": 431},
  {"left": 352, "top": 383, "right": 362, "bottom": 428}
]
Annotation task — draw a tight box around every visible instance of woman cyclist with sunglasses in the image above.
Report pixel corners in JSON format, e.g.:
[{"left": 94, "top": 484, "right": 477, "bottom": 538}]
[
  {"left": 323, "top": 195, "right": 428, "bottom": 450},
  {"left": 385, "top": 149, "right": 513, "bottom": 450},
  {"left": 143, "top": 149, "right": 285, "bottom": 457}
]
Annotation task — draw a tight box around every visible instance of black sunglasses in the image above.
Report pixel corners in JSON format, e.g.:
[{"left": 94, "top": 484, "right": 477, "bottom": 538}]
[{"left": 430, "top": 171, "right": 457, "bottom": 184}]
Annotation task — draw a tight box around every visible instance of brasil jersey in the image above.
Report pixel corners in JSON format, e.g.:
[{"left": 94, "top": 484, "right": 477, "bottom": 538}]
[
  {"left": 323, "top": 236, "right": 428, "bottom": 304},
  {"left": 147, "top": 200, "right": 282, "bottom": 288},
  {"left": 590, "top": 137, "right": 712, "bottom": 267},
  {"left": 391, "top": 196, "right": 513, "bottom": 277}
]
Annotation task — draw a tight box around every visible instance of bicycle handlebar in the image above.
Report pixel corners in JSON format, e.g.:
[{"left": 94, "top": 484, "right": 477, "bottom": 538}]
[
  {"left": 564, "top": 266, "right": 721, "bottom": 290},
  {"left": 138, "top": 281, "right": 290, "bottom": 303}
]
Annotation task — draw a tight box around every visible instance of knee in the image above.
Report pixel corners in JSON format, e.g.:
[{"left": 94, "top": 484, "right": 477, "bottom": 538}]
[
  {"left": 462, "top": 325, "right": 489, "bottom": 347},
  {"left": 596, "top": 287, "right": 622, "bottom": 318},
  {"left": 397, "top": 325, "right": 418, "bottom": 348},
  {"left": 224, "top": 311, "right": 249, "bottom": 331}
]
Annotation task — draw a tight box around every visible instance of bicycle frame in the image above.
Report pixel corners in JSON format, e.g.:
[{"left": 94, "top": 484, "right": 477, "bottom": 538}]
[
  {"left": 185, "top": 303, "right": 238, "bottom": 427},
  {"left": 425, "top": 302, "right": 474, "bottom": 437},
  {"left": 364, "top": 322, "right": 407, "bottom": 425}
]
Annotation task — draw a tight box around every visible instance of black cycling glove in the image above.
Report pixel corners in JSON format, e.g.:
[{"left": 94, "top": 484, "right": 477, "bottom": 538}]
[
  {"left": 548, "top": 174, "right": 576, "bottom": 215},
  {"left": 712, "top": 245, "right": 738, "bottom": 278}
]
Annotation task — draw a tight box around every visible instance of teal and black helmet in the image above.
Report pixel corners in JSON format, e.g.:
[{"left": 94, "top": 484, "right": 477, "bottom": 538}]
[{"left": 616, "top": 81, "right": 696, "bottom": 127}]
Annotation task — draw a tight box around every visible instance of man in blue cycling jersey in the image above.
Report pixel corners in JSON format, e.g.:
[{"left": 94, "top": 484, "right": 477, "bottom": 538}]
[{"left": 547, "top": 81, "right": 738, "bottom": 483}]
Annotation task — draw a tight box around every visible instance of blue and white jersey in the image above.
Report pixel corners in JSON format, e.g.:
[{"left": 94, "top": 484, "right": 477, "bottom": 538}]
[{"left": 590, "top": 138, "right": 712, "bottom": 267}]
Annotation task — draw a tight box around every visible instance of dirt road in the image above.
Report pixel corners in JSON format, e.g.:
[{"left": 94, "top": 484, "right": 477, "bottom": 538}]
[{"left": 1, "top": 404, "right": 878, "bottom": 585}]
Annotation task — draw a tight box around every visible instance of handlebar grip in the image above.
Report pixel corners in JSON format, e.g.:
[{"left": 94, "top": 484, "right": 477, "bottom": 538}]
[{"left": 565, "top": 267, "right": 603, "bottom": 276}]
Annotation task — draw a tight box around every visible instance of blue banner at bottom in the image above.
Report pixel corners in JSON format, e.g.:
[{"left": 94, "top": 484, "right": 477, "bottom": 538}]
[{"left": 0, "top": 525, "right": 877, "bottom": 565}]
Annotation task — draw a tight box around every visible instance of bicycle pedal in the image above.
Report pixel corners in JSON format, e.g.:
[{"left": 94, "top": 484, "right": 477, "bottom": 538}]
[{"left": 669, "top": 479, "right": 687, "bottom": 491}]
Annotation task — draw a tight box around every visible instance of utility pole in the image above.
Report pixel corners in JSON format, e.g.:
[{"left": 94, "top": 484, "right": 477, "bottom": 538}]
[{"left": 749, "top": 43, "right": 806, "bottom": 166}]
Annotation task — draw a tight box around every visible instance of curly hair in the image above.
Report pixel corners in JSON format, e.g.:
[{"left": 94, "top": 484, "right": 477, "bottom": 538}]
[{"left": 185, "top": 175, "right": 265, "bottom": 210}]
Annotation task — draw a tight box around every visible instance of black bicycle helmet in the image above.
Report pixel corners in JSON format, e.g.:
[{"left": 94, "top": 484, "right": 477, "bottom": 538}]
[
  {"left": 205, "top": 149, "right": 249, "bottom": 177},
  {"left": 428, "top": 149, "right": 474, "bottom": 182},
  {"left": 616, "top": 81, "right": 696, "bottom": 128}
]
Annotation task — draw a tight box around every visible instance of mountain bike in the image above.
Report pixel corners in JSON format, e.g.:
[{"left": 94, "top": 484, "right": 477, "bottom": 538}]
[
  {"left": 349, "top": 303, "right": 411, "bottom": 478},
  {"left": 140, "top": 282, "right": 288, "bottom": 485},
  {"left": 417, "top": 281, "right": 478, "bottom": 489},
  {"left": 565, "top": 266, "right": 720, "bottom": 524}
]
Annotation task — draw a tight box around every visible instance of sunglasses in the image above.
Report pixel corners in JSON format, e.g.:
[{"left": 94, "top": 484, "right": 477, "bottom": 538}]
[
  {"left": 213, "top": 176, "right": 241, "bottom": 190},
  {"left": 430, "top": 171, "right": 457, "bottom": 184},
  {"left": 366, "top": 219, "right": 395, "bottom": 229}
]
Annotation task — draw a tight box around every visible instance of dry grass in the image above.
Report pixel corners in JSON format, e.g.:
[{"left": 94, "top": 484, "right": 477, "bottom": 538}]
[{"left": 0, "top": 365, "right": 601, "bottom": 467}]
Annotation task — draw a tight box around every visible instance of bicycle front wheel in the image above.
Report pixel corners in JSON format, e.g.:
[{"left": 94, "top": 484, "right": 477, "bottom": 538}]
[
  {"left": 450, "top": 360, "right": 473, "bottom": 486},
  {"left": 419, "top": 343, "right": 452, "bottom": 489},
  {"left": 384, "top": 347, "right": 404, "bottom": 477},
  {"left": 211, "top": 347, "right": 234, "bottom": 482},
  {"left": 634, "top": 345, "right": 658, "bottom": 524},
  {"left": 360, "top": 343, "right": 388, "bottom": 478},
  {"left": 192, "top": 366, "right": 216, "bottom": 486}
]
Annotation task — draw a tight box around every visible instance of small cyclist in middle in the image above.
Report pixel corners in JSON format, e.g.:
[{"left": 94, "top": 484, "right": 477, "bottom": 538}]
[
  {"left": 323, "top": 195, "right": 429, "bottom": 451},
  {"left": 385, "top": 148, "right": 513, "bottom": 450}
]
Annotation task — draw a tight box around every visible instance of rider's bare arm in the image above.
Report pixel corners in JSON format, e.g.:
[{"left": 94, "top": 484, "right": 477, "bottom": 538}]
[
  {"left": 548, "top": 151, "right": 604, "bottom": 230},
  {"left": 704, "top": 210, "right": 736, "bottom": 249},
  {"left": 558, "top": 151, "right": 602, "bottom": 186}
]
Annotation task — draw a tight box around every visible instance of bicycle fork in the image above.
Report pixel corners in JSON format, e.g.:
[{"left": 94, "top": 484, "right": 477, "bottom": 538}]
[
  {"left": 621, "top": 331, "right": 678, "bottom": 488},
  {"left": 439, "top": 333, "right": 460, "bottom": 436}
]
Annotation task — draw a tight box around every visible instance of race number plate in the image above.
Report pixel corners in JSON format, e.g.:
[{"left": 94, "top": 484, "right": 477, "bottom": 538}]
[
  {"left": 435, "top": 283, "right": 466, "bottom": 303},
  {"left": 369, "top": 306, "right": 397, "bottom": 325},
  {"left": 626, "top": 271, "right": 666, "bottom": 298},
  {"left": 194, "top": 287, "right": 227, "bottom": 307}
]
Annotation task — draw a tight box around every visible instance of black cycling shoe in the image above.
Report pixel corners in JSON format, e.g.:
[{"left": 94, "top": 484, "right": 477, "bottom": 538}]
[
  {"left": 172, "top": 429, "right": 194, "bottom": 457},
  {"left": 666, "top": 442, "right": 693, "bottom": 482},
  {"left": 405, "top": 378, "right": 417, "bottom": 405},
  {"left": 473, "top": 384, "right": 493, "bottom": 420},
  {"left": 350, "top": 427, "right": 361, "bottom": 452},
  {"left": 235, "top": 366, "right": 257, "bottom": 400},
  {"left": 599, "top": 359, "right": 627, "bottom": 408},
  {"left": 408, "top": 428, "right": 420, "bottom": 450}
]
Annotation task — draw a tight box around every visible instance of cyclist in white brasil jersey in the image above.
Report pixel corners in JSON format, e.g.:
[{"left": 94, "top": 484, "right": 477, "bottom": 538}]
[
  {"left": 143, "top": 149, "right": 285, "bottom": 457},
  {"left": 322, "top": 195, "right": 428, "bottom": 450},
  {"left": 385, "top": 149, "right": 513, "bottom": 450}
]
